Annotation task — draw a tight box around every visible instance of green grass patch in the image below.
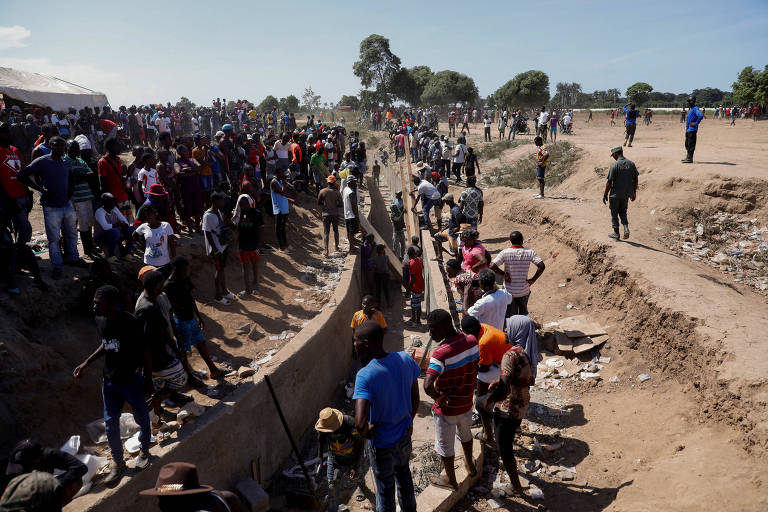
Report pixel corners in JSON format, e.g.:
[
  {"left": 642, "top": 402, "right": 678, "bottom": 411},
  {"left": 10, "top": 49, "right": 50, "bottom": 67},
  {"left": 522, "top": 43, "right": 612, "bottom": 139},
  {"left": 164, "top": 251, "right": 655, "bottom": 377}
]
[
  {"left": 477, "top": 139, "right": 530, "bottom": 160},
  {"left": 481, "top": 141, "right": 582, "bottom": 189}
]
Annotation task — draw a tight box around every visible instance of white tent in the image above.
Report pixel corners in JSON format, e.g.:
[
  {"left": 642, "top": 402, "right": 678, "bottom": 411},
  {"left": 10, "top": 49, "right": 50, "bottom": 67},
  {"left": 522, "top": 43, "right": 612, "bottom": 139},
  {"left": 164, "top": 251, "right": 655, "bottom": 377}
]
[{"left": 0, "top": 67, "right": 109, "bottom": 111}]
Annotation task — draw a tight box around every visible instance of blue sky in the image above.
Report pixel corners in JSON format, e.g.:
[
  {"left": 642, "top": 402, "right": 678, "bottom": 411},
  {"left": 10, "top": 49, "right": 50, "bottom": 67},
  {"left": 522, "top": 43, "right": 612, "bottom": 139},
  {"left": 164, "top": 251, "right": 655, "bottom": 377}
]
[{"left": 1, "top": 0, "right": 766, "bottom": 107}]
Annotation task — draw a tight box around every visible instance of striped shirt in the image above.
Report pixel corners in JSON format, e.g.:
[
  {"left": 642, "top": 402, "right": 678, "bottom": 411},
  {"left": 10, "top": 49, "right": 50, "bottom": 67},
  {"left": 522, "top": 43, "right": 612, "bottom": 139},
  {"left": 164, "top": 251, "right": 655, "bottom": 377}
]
[
  {"left": 427, "top": 333, "right": 479, "bottom": 416},
  {"left": 65, "top": 155, "right": 94, "bottom": 203},
  {"left": 492, "top": 246, "right": 543, "bottom": 297}
]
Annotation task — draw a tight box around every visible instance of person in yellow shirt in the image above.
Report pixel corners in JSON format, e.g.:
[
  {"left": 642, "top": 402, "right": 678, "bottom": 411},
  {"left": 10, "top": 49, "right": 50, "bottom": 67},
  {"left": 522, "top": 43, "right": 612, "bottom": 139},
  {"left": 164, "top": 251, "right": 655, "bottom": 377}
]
[
  {"left": 248, "top": 109, "right": 258, "bottom": 120},
  {"left": 350, "top": 295, "right": 387, "bottom": 359}
]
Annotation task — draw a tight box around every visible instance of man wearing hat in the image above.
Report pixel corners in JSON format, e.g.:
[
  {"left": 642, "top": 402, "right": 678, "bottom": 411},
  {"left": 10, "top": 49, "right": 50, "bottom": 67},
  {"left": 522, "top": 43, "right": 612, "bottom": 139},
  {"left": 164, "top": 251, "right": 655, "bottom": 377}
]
[
  {"left": 603, "top": 146, "right": 639, "bottom": 240},
  {"left": 140, "top": 462, "right": 236, "bottom": 511},
  {"left": 3, "top": 439, "right": 86, "bottom": 506},
  {"left": 317, "top": 175, "right": 342, "bottom": 257},
  {"left": 315, "top": 408, "right": 363, "bottom": 512}
]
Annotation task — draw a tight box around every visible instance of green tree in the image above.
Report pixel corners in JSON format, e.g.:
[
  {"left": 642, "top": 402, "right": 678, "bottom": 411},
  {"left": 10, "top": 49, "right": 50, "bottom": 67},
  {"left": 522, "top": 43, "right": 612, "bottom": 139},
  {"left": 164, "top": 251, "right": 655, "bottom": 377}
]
[
  {"left": 691, "top": 87, "right": 726, "bottom": 106},
  {"left": 339, "top": 95, "right": 360, "bottom": 109},
  {"left": 732, "top": 66, "right": 759, "bottom": 105},
  {"left": 257, "top": 95, "right": 279, "bottom": 111},
  {"left": 175, "top": 96, "right": 196, "bottom": 112},
  {"left": 301, "top": 87, "right": 322, "bottom": 111},
  {"left": 756, "top": 65, "right": 768, "bottom": 105},
  {"left": 625, "top": 82, "right": 653, "bottom": 106},
  {"left": 391, "top": 65, "right": 434, "bottom": 106},
  {"left": 278, "top": 95, "right": 300, "bottom": 112},
  {"left": 420, "top": 70, "right": 479, "bottom": 106},
  {"left": 493, "top": 70, "right": 550, "bottom": 108},
  {"left": 352, "top": 34, "right": 401, "bottom": 104},
  {"left": 551, "top": 82, "right": 582, "bottom": 108}
]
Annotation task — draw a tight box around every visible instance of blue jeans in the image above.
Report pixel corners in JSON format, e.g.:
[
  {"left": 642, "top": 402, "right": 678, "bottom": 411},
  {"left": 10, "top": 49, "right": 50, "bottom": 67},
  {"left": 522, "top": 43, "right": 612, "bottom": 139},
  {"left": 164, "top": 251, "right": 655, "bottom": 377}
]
[
  {"left": 43, "top": 203, "right": 79, "bottom": 268},
  {"left": 422, "top": 197, "right": 436, "bottom": 230},
  {"left": 95, "top": 225, "right": 135, "bottom": 257},
  {"left": 368, "top": 435, "right": 417, "bottom": 512},
  {"left": 103, "top": 372, "right": 151, "bottom": 464}
]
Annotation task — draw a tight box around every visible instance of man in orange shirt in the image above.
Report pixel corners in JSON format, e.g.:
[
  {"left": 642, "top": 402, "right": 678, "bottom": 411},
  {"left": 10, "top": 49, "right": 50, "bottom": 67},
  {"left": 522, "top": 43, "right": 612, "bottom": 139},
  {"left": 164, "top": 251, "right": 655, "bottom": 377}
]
[
  {"left": 461, "top": 315, "right": 509, "bottom": 444},
  {"left": 350, "top": 295, "right": 387, "bottom": 358}
]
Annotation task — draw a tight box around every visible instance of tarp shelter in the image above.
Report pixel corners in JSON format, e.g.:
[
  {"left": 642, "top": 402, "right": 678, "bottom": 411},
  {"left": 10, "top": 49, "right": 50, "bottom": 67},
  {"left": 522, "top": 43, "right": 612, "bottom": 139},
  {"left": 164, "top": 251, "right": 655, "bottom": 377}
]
[{"left": 0, "top": 67, "right": 109, "bottom": 111}]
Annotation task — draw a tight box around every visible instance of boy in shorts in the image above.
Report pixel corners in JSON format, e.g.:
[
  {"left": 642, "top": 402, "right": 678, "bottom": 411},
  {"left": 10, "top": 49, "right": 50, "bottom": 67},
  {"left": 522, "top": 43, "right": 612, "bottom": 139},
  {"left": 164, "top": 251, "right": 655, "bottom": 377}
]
[
  {"left": 534, "top": 136, "right": 548, "bottom": 199},
  {"left": 163, "top": 256, "right": 223, "bottom": 380}
]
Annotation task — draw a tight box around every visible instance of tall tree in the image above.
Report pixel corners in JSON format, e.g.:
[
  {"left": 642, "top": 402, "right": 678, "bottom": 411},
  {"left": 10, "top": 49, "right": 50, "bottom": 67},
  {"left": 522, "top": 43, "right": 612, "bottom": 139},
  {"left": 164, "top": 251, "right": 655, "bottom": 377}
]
[
  {"left": 392, "top": 65, "right": 434, "bottom": 106},
  {"left": 352, "top": 34, "right": 401, "bottom": 104},
  {"left": 175, "top": 96, "right": 196, "bottom": 112},
  {"left": 691, "top": 87, "right": 726, "bottom": 106},
  {"left": 626, "top": 82, "right": 653, "bottom": 106},
  {"left": 420, "top": 70, "right": 478, "bottom": 106},
  {"left": 552, "top": 82, "right": 583, "bottom": 108},
  {"left": 301, "top": 87, "right": 322, "bottom": 111},
  {"left": 493, "top": 70, "right": 550, "bottom": 108},
  {"left": 339, "top": 95, "right": 360, "bottom": 109},
  {"left": 256, "top": 95, "right": 279, "bottom": 112},
  {"left": 732, "top": 66, "right": 759, "bottom": 105},
  {"left": 278, "top": 95, "right": 300, "bottom": 112}
]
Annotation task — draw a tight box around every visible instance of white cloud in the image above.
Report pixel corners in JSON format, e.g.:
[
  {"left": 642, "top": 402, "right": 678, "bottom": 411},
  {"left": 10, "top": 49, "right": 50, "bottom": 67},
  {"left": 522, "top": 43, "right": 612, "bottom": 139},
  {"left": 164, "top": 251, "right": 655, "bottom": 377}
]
[{"left": 0, "top": 26, "right": 31, "bottom": 49}]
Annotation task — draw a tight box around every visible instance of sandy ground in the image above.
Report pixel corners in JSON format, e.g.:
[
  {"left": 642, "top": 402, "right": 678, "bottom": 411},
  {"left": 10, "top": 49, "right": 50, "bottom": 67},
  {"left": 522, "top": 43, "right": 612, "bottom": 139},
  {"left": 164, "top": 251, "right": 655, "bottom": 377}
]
[{"left": 428, "top": 113, "right": 768, "bottom": 511}]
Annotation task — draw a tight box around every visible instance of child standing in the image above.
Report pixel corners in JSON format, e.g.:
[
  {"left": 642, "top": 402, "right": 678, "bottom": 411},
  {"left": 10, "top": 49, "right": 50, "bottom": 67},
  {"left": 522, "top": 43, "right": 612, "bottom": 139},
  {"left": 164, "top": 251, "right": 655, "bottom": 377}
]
[
  {"left": 163, "top": 256, "right": 223, "bottom": 379},
  {"left": 232, "top": 194, "right": 263, "bottom": 296},
  {"left": 408, "top": 246, "right": 424, "bottom": 324},
  {"left": 534, "top": 136, "right": 549, "bottom": 199}
]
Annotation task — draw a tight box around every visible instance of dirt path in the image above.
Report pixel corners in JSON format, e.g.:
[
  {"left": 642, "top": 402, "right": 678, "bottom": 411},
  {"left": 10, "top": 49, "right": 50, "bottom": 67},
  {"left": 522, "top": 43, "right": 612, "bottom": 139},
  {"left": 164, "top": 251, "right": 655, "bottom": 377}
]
[{"left": 432, "top": 114, "right": 768, "bottom": 510}]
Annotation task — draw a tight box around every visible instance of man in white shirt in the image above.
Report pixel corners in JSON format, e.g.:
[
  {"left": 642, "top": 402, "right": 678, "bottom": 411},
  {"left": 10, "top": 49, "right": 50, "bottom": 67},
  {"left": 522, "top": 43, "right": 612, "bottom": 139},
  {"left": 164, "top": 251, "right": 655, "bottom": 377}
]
[
  {"left": 537, "top": 107, "right": 549, "bottom": 142},
  {"left": 93, "top": 193, "right": 133, "bottom": 261},
  {"left": 466, "top": 269, "right": 514, "bottom": 330},
  {"left": 490, "top": 230, "right": 545, "bottom": 317},
  {"left": 202, "top": 192, "right": 236, "bottom": 304},
  {"left": 483, "top": 115, "right": 491, "bottom": 142},
  {"left": 410, "top": 176, "right": 442, "bottom": 231},
  {"left": 137, "top": 153, "right": 158, "bottom": 195},
  {"left": 343, "top": 177, "right": 360, "bottom": 251},
  {"left": 452, "top": 141, "right": 467, "bottom": 183}
]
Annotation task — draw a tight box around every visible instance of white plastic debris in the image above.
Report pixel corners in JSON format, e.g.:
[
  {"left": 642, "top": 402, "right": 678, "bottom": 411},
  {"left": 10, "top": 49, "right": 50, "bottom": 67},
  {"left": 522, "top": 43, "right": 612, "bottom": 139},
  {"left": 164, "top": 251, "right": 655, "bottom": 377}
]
[
  {"left": 638, "top": 373, "right": 651, "bottom": 382},
  {"left": 566, "top": 303, "right": 574, "bottom": 310},
  {"left": 60, "top": 435, "right": 80, "bottom": 456},
  {"left": 255, "top": 355, "right": 273, "bottom": 365},
  {"left": 542, "top": 321, "right": 559, "bottom": 329},
  {"left": 488, "top": 498, "right": 503, "bottom": 509},
  {"left": 608, "top": 376, "right": 620, "bottom": 383},
  {"left": 580, "top": 372, "right": 602, "bottom": 380},
  {"left": 545, "top": 358, "right": 564, "bottom": 368},
  {"left": 124, "top": 431, "right": 156, "bottom": 454}
]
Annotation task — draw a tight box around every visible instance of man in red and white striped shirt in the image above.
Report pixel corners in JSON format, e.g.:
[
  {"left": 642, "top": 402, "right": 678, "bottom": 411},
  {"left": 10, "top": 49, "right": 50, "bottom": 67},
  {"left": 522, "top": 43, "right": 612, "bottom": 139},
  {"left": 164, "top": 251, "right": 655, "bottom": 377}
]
[
  {"left": 490, "top": 231, "right": 545, "bottom": 317},
  {"left": 424, "top": 309, "right": 478, "bottom": 490}
]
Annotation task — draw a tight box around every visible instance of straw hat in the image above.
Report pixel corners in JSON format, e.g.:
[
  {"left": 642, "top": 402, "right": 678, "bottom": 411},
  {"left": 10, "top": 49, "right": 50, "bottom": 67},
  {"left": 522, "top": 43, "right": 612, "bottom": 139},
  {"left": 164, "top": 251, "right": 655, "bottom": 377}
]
[{"left": 315, "top": 407, "right": 343, "bottom": 433}]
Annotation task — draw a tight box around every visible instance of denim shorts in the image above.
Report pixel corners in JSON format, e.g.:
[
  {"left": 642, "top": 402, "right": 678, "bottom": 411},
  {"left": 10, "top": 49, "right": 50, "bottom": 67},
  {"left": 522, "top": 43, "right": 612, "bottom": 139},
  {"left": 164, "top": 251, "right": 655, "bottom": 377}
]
[
  {"left": 536, "top": 166, "right": 546, "bottom": 179},
  {"left": 199, "top": 174, "right": 214, "bottom": 191},
  {"left": 174, "top": 317, "right": 205, "bottom": 351}
]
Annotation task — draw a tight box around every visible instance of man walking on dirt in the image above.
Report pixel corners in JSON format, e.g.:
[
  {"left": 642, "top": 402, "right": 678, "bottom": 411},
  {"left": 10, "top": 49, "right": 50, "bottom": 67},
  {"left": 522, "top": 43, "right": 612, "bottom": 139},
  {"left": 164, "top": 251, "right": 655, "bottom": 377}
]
[
  {"left": 622, "top": 103, "right": 640, "bottom": 147},
  {"left": 682, "top": 96, "right": 704, "bottom": 163},
  {"left": 537, "top": 107, "right": 549, "bottom": 142},
  {"left": 603, "top": 146, "right": 638, "bottom": 239}
]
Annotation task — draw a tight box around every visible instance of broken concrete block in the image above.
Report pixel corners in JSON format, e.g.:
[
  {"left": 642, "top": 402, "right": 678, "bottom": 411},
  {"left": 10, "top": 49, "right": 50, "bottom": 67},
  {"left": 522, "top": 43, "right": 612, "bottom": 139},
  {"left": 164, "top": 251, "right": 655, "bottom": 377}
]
[
  {"left": 235, "top": 478, "right": 269, "bottom": 512},
  {"left": 237, "top": 366, "right": 256, "bottom": 379},
  {"left": 557, "top": 471, "right": 575, "bottom": 481}
]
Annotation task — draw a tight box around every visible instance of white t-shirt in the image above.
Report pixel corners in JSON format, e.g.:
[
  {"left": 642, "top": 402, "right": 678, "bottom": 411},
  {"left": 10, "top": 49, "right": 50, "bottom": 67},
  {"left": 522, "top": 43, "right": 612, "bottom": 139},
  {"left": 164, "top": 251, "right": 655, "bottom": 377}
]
[
  {"left": 137, "top": 168, "right": 158, "bottom": 193},
  {"left": 135, "top": 222, "right": 174, "bottom": 266},
  {"left": 273, "top": 141, "right": 292, "bottom": 160},
  {"left": 155, "top": 117, "right": 169, "bottom": 133},
  {"left": 466, "top": 289, "right": 515, "bottom": 331},
  {"left": 563, "top": 115, "right": 572, "bottom": 125},
  {"left": 483, "top": 118, "right": 491, "bottom": 128},
  {"left": 453, "top": 143, "right": 467, "bottom": 163},
  {"left": 538, "top": 112, "right": 549, "bottom": 125},
  {"left": 417, "top": 180, "right": 442, "bottom": 201},
  {"left": 202, "top": 209, "right": 225, "bottom": 254},
  {"left": 343, "top": 186, "right": 357, "bottom": 220}
]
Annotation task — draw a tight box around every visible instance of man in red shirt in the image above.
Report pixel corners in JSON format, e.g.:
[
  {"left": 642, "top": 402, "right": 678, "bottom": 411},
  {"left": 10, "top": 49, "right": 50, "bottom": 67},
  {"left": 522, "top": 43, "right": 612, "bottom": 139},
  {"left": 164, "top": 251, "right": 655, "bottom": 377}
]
[
  {"left": 98, "top": 139, "right": 133, "bottom": 223},
  {"left": 424, "top": 308, "right": 479, "bottom": 490},
  {"left": 0, "top": 122, "right": 32, "bottom": 244},
  {"left": 407, "top": 246, "right": 424, "bottom": 324}
]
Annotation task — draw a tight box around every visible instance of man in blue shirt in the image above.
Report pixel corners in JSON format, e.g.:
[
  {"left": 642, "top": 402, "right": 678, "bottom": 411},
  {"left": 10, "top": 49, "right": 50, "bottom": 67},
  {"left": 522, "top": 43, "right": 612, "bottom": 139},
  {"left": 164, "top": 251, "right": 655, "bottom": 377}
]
[
  {"left": 353, "top": 321, "right": 420, "bottom": 512},
  {"left": 682, "top": 96, "right": 704, "bottom": 163},
  {"left": 622, "top": 103, "right": 640, "bottom": 147},
  {"left": 19, "top": 136, "right": 86, "bottom": 279}
]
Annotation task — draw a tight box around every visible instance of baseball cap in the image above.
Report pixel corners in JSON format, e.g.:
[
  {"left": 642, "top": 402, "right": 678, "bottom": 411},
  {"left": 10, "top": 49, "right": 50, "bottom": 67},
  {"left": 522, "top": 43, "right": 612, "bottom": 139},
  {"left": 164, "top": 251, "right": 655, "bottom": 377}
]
[
  {"left": 221, "top": 124, "right": 233, "bottom": 131},
  {"left": 326, "top": 175, "right": 337, "bottom": 183}
]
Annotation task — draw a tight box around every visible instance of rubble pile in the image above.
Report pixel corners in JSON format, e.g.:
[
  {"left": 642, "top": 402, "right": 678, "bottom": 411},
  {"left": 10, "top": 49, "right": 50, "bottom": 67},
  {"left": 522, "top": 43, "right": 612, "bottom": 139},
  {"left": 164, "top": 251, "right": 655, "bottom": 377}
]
[{"left": 669, "top": 212, "right": 768, "bottom": 291}]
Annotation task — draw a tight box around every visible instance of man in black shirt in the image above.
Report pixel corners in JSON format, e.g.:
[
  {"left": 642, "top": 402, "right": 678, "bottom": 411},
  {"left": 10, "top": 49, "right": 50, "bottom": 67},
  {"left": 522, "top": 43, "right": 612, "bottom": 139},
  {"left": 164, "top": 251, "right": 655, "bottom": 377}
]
[
  {"left": 73, "top": 285, "right": 153, "bottom": 485},
  {"left": 4, "top": 439, "right": 86, "bottom": 505}
]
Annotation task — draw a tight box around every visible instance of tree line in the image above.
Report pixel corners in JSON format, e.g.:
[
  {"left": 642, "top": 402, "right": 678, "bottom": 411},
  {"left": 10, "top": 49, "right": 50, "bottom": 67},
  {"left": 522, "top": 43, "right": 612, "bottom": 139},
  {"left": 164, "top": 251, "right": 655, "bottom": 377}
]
[{"left": 347, "top": 34, "right": 766, "bottom": 110}]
